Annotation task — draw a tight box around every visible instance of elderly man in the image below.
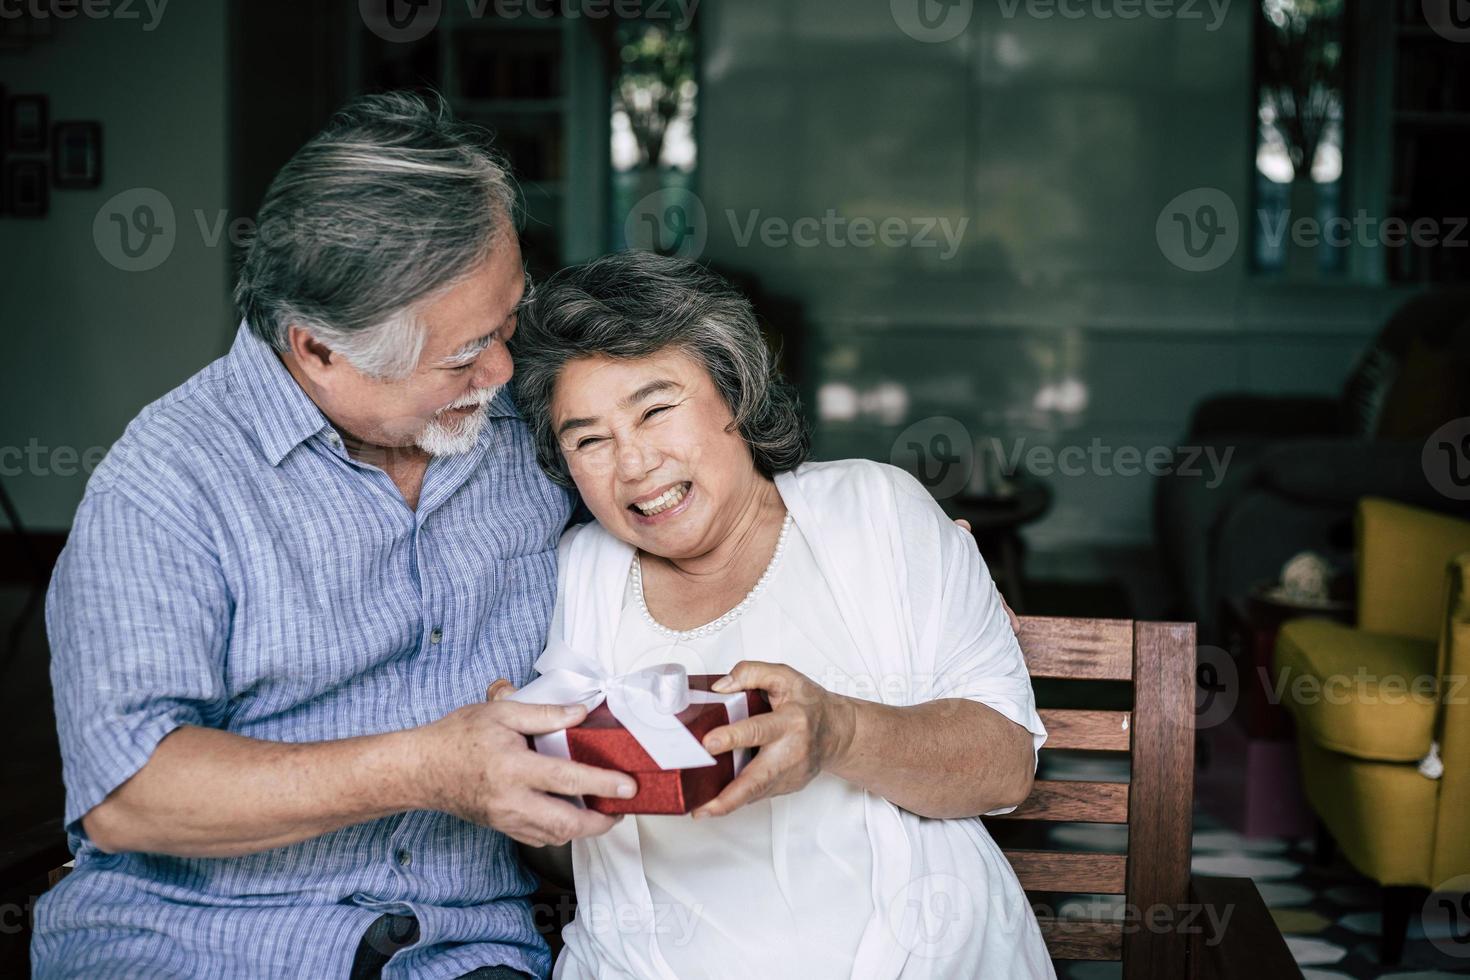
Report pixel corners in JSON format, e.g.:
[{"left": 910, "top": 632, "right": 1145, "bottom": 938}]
[{"left": 33, "top": 92, "right": 637, "bottom": 980}]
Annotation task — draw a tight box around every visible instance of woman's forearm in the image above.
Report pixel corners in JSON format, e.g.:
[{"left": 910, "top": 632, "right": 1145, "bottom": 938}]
[{"left": 824, "top": 697, "right": 1035, "bottom": 819}]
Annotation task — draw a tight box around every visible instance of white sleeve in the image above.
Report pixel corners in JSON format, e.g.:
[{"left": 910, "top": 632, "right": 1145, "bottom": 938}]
[{"left": 891, "top": 473, "right": 1047, "bottom": 816}]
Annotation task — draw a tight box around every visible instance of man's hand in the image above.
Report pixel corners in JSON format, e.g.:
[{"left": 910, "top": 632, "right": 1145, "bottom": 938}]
[
  {"left": 688, "top": 661, "right": 855, "bottom": 820},
  {"left": 413, "top": 696, "right": 636, "bottom": 847}
]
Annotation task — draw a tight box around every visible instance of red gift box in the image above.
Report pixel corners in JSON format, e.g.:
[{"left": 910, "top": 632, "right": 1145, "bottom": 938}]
[{"left": 544, "top": 675, "right": 771, "bottom": 815}]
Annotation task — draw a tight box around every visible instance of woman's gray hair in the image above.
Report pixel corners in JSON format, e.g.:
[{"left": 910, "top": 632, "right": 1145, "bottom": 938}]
[
  {"left": 234, "top": 90, "right": 517, "bottom": 379},
  {"left": 513, "top": 251, "right": 811, "bottom": 488}
]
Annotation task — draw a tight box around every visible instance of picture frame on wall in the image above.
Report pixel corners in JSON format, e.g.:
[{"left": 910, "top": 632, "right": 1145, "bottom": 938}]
[
  {"left": 4, "top": 159, "right": 49, "bottom": 217},
  {"left": 7, "top": 94, "right": 48, "bottom": 152},
  {"left": 53, "top": 121, "right": 101, "bottom": 189}
]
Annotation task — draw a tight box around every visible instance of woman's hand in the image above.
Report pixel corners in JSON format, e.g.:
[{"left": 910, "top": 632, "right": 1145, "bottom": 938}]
[{"left": 690, "top": 661, "right": 856, "bottom": 820}]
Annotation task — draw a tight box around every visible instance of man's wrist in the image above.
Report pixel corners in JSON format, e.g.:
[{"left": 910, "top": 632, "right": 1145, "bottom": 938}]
[{"left": 377, "top": 722, "right": 441, "bottom": 814}]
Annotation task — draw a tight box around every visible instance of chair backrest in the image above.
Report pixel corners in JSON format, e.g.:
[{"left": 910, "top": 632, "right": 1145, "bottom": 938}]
[{"left": 1001, "top": 616, "right": 1197, "bottom": 979}]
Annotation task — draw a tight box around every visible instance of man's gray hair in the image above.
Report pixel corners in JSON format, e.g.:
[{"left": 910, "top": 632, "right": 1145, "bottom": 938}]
[
  {"left": 513, "top": 251, "right": 811, "bottom": 488},
  {"left": 234, "top": 91, "right": 516, "bottom": 379}
]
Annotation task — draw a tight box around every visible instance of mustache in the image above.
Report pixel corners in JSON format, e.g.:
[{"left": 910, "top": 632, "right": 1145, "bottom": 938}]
[{"left": 438, "top": 384, "right": 502, "bottom": 415}]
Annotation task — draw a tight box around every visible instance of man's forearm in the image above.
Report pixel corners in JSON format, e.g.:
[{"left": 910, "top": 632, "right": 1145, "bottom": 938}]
[
  {"left": 83, "top": 724, "right": 432, "bottom": 858},
  {"left": 825, "top": 698, "right": 1034, "bottom": 819}
]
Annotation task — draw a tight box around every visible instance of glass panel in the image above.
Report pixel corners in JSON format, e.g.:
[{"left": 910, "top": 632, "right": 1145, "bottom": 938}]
[
  {"left": 609, "top": 19, "right": 698, "bottom": 252},
  {"left": 1251, "top": 0, "right": 1347, "bottom": 277}
]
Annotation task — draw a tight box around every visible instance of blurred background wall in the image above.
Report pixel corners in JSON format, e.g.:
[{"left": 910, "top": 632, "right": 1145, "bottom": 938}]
[
  {"left": 0, "top": 0, "right": 1426, "bottom": 574},
  {"left": 0, "top": 2, "right": 234, "bottom": 529}
]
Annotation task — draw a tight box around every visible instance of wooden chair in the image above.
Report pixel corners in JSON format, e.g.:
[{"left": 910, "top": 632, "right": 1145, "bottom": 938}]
[{"left": 1005, "top": 615, "right": 1302, "bottom": 978}]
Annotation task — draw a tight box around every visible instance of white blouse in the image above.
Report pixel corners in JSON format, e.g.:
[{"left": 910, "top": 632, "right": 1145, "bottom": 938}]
[
  {"left": 544, "top": 459, "right": 1055, "bottom": 980},
  {"left": 616, "top": 515, "right": 874, "bottom": 979}
]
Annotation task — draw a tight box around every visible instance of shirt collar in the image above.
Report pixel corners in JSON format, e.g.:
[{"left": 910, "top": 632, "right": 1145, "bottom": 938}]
[
  {"left": 228, "top": 322, "right": 335, "bottom": 467},
  {"left": 227, "top": 321, "right": 524, "bottom": 467}
]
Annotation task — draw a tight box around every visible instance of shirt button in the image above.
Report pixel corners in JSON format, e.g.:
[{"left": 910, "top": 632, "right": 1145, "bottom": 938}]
[
  {"left": 326, "top": 431, "right": 341, "bottom": 445},
  {"left": 395, "top": 848, "right": 412, "bottom": 868},
  {"left": 429, "top": 627, "right": 443, "bottom": 644}
]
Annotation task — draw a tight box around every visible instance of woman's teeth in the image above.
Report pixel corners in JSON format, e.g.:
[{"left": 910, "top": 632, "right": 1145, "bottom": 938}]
[{"left": 633, "top": 482, "right": 690, "bottom": 516}]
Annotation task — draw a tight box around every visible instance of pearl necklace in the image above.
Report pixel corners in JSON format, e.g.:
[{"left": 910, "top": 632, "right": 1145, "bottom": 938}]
[{"left": 632, "top": 513, "right": 794, "bottom": 640}]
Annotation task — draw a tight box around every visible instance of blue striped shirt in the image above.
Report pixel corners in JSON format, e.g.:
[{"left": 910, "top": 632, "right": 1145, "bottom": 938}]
[{"left": 34, "top": 323, "right": 574, "bottom": 980}]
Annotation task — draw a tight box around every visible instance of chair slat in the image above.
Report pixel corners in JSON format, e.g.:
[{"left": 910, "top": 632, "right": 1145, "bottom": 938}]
[
  {"left": 989, "top": 779, "right": 1128, "bottom": 823},
  {"left": 1036, "top": 915, "right": 1124, "bottom": 961},
  {"left": 1037, "top": 709, "right": 1132, "bottom": 751},
  {"left": 1004, "top": 850, "right": 1127, "bottom": 893},
  {"left": 1016, "top": 617, "right": 1134, "bottom": 680}
]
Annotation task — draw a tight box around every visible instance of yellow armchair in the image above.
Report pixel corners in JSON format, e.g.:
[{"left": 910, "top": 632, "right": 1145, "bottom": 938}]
[{"left": 1273, "top": 497, "right": 1470, "bottom": 964}]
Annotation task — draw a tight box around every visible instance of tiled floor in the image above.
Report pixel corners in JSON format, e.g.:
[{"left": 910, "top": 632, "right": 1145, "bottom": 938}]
[{"left": 1189, "top": 818, "right": 1470, "bottom": 979}]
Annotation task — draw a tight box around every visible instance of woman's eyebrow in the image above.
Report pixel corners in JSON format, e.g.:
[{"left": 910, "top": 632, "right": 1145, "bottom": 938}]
[
  {"left": 557, "top": 415, "right": 597, "bottom": 438},
  {"left": 556, "top": 379, "right": 683, "bottom": 437},
  {"left": 619, "top": 379, "right": 681, "bottom": 409}
]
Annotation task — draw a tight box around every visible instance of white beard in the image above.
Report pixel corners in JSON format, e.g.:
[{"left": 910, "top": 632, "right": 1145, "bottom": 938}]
[{"left": 414, "top": 384, "right": 502, "bottom": 456}]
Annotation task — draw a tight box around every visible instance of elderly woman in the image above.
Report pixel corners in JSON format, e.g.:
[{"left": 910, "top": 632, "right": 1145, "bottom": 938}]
[{"left": 509, "top": 251, "right": 1053, "bottom": 979}]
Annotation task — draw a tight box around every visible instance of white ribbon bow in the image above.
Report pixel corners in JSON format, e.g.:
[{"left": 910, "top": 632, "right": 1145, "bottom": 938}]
[{"left": 508, "top": 643, "right": 739, "bottom": 771}]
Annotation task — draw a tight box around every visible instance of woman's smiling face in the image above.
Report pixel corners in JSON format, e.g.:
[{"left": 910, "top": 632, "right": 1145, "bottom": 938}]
[{"left": 551, "top": 348, "right": 765, "bottom": 559}]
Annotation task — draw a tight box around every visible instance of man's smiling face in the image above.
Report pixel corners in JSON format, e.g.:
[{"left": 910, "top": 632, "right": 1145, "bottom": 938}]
[{"left": 288, "top": 235, "right": 525, "bottom": 455}]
